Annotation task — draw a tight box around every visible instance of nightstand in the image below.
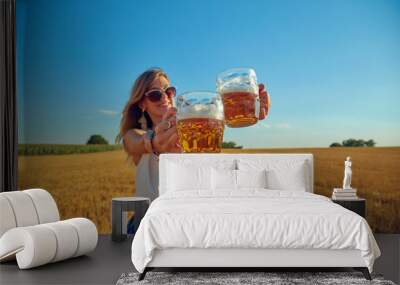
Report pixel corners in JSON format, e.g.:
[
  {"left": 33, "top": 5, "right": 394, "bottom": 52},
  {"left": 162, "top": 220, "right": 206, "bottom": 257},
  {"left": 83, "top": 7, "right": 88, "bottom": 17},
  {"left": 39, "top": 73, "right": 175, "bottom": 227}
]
[
  {"left": 332, "top": 198, "right": 366, "bottom": 218},
  {"left": 111, "top": 197, "right": 150, "bottom": 242}
]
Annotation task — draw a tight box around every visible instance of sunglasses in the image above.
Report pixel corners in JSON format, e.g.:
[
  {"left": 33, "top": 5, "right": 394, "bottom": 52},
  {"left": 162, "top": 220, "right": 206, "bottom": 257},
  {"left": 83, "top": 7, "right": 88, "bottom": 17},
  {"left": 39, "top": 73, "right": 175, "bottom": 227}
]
[{"left": 144, "top": 86, "right": 176, "bottom": 102}]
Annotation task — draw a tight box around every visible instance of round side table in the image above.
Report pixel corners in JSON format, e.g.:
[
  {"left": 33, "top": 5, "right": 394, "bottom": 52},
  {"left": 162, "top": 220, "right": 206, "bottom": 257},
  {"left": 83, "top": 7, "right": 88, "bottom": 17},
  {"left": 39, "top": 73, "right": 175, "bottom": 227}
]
[{"left": 111, "top": 197, "right": 150, "bottom": 242}]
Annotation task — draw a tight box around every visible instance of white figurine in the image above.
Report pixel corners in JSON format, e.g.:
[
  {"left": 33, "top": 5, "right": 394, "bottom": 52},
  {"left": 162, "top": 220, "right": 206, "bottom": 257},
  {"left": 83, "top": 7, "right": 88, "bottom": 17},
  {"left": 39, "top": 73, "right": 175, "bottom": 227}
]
[{"left": 343, "top": 156, "right": 352, "bottom": 189}]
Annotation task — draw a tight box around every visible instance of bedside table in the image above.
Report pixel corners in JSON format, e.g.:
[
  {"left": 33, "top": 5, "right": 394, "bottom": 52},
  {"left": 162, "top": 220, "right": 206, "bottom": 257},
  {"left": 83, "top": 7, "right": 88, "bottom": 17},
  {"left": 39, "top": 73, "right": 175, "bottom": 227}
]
[
  {"left": 111, "top": 197, "right": 150, "bottom": 242},
  {"left": 332, "top": 198, "right": 366, "bottom": 218}
]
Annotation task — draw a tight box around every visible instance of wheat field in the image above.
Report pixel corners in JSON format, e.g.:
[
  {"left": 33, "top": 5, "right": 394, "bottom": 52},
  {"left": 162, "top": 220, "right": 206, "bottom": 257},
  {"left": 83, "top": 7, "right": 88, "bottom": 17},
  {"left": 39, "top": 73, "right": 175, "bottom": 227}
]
[{"left": 18, "top": 147, "right": 400, "bottom": 234}]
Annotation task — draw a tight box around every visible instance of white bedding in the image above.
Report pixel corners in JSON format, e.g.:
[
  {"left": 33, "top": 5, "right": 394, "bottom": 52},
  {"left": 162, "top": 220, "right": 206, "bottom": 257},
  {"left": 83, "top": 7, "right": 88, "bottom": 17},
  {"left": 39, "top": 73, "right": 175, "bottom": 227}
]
[{"left": 131, "top": 190, "right": 380, "bottom": 273}]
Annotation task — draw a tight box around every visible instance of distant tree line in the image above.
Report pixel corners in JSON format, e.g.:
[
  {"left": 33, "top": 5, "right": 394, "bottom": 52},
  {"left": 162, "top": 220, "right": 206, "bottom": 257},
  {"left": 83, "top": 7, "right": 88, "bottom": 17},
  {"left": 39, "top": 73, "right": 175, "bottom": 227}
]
[
  {"left": 87, "top": 134, "right": 108, "bottom": 145},
  {"left": 222, "top": 141, "right": 243, "bottom": 149},
  {"left": 330, "top": 138, "right": 376, "bottom": 147},
  {"left": 18, "top": 144, "right": 121, "bottom": 156}
]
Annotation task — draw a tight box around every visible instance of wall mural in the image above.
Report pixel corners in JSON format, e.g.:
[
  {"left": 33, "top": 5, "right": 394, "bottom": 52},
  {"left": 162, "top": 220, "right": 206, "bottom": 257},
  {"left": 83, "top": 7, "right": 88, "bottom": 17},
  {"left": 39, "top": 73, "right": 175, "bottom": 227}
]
[{"left": 17, "top": 0, "right": 400, "bottom": 234}]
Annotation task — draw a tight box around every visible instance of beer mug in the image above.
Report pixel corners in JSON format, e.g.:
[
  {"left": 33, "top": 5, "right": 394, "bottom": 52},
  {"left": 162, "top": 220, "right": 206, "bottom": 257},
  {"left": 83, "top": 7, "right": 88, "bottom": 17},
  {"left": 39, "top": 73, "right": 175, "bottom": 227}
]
[
  {"left": 176, "top": 92, "right": 224, "bottom": 153},
  {"left": 217, "top": 68, "right": 260, "bottom": 128}
]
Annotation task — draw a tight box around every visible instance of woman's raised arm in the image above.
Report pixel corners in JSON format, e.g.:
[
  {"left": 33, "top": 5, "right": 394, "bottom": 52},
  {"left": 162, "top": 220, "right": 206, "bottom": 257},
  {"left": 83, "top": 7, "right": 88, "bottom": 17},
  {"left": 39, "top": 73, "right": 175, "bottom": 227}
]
[
  {"left": 123, "top": 109, "right": 181, "bottom": 165},
  {"left": 122, "top": 129, "right": 148, "bottom": 165}
]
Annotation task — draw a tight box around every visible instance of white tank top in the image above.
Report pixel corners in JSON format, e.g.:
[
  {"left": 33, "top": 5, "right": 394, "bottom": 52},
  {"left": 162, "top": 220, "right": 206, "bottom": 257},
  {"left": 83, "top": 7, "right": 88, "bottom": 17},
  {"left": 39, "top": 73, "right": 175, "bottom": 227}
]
[{"left": 135, "top": 153, "right": 159, "bottom": 202}]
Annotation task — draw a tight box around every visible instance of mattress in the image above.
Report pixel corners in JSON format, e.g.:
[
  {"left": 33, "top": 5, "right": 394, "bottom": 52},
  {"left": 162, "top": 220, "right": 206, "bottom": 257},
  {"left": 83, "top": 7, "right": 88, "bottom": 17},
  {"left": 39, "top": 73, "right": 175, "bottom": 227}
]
[{"left": 131, "top": 190, "right": 380, "bottom": 273}]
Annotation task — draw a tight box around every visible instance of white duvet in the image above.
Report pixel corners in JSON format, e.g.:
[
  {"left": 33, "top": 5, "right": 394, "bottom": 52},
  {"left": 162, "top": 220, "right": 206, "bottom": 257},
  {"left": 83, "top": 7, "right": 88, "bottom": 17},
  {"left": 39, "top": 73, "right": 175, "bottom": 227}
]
[{"left": 131, "top": 190, "right": 380, "bottom": 273}]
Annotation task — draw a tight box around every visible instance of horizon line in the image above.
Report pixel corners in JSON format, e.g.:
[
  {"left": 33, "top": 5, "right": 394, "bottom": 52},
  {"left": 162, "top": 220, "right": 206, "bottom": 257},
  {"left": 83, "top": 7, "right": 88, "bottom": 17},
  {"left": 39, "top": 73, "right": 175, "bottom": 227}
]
[{"left": 17, "top": 144, "right": 400, "bottom": 148}]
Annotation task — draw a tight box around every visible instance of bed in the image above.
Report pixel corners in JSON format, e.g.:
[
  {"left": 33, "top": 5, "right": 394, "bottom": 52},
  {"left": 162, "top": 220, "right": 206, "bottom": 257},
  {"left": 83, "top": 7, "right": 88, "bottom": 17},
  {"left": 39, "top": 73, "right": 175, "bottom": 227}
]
[{"left": 131, "top": 154, "right": 380, "bottom": 280}]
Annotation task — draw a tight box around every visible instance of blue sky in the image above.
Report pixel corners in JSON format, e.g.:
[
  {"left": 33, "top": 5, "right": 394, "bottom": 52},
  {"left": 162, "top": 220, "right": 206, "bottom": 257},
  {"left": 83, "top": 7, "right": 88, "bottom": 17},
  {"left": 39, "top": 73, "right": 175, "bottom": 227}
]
[{"left": 17, "top": 0, "right": 400, "bottom": 147}]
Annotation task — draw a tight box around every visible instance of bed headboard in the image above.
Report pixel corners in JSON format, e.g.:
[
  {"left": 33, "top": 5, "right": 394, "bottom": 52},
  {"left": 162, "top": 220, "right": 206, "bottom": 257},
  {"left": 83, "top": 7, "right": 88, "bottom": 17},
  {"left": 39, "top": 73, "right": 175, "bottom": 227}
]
[{"left": 159, "top": 153, "right": 314, "bottom": 195}]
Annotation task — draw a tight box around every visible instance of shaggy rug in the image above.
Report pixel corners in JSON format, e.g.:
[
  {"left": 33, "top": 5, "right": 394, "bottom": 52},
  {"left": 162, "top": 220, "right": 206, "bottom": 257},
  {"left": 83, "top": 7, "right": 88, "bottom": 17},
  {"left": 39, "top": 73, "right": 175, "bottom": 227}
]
[{"left": 116, "top": 271, "right": 396, "bottom": 285}]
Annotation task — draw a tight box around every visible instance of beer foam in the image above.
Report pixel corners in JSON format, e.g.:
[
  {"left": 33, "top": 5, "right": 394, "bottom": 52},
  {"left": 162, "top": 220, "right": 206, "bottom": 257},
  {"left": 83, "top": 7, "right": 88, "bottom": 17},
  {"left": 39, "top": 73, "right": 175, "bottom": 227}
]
[
  {"left": 177, "top": 103, "right": 224, "bottom": 120},
  {"left": 217, "top": 73, "right": 259, "bottom": 94},
  {"left": 219, "top": 86, "right": 259, "bottom": 95}
]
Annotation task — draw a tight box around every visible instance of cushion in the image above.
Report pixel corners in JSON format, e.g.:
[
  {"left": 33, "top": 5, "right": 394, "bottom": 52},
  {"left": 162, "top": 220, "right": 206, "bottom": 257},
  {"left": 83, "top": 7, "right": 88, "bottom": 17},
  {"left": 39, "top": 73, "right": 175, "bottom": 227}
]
[
  {"left": 167, "top": 162, "right": 212, "bottom": 191},
  {"left": 159, "top": 155, "right": 237, "bottom": 195},
  {"left": 42, "top": 221, "right": 79, "bottom": 262},
  {"left": 236, "top": 169, "right": 267, "bottom": 188},
  {"left": 0, "top": 225, "right": 57, "bottom": 269},
  {"left": 0, "top": 189, "right": 60, "bottom": 238},
  {"left": 0, "top": 196, "right": 16, "bottom": 237},
  {"left": 0, "top": 192, "right": 39, "bottom": 227},
  {"left": 64, "top": 218, "right": 98, "bottom": 257},
  {"left": 212, "top": 168, "right": 237, "bottom": 190},
  {"left": 24, "top": 189, "right": 60, "bottom": 224},
  {"left": 265, "top": 162, "right": 307, "bottom": 191},
  {"left": 0, "top": 218, "right": 97, "bottom": 269},
  {"left": 238, "top": 159, "right": 307, "bottom": 191}
]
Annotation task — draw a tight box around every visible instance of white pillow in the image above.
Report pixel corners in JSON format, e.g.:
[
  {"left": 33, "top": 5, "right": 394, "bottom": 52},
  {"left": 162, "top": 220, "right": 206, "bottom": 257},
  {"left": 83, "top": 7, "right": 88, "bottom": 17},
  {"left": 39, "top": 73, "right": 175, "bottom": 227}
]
[
  {"left": 167, "top": 162, "right": 212, "bottom": 191},
  {"left": 236, "top": 169, "right": 267, "bottom": 189},
  {"left": 265, "top": 162, "right": 307, "bottom": 191},
  {"left": 212, "top": 168, "right": 237, "bottom": 190},
  {"left": 237, "top": 159, "right": 308, "bottom": 191}
]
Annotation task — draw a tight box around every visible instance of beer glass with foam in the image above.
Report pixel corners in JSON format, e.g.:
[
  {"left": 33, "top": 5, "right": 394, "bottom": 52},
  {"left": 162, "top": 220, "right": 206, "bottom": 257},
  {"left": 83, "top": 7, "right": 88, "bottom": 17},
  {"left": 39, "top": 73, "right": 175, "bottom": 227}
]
[
  {"left": 176, "top": 92, "right": 224, "bottom": 153},
  {"left": 217, "top": 68, "right": 260, "bottom": 128}
]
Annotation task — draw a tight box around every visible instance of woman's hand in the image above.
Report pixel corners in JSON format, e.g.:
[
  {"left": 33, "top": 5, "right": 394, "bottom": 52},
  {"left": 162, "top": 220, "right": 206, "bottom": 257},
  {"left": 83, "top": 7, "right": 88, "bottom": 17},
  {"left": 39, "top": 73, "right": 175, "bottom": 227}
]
[
  {"left": 258, "top": 83, "right": 271, "bottom": 120},
  {"left": 153, "top": 108, "right": 182, "bottom": 153}
]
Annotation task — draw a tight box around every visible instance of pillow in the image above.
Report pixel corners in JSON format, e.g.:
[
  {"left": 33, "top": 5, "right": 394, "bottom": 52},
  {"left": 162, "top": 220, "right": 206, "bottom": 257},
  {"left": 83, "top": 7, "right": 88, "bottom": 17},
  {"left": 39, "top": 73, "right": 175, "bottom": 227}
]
[
  {"left": 209, "top": 159, "right": 237, "bottom": 171},
  {"left": 237, "top": 159, "right": 308, "bottom": 191},
  {"left": 236, "top": 169, "right": 267, "bottom": 189},
  {"left": 212, "top": 168, "right": 237, "bottom": 190},
  {"left": 265, "top": 162, "right": 307, "bottom": 191},
  {"left": 167, "top": 158, "right": 237, "bottom": 171},
  {"left": 167, "top": 162, "right": 212, "bottom": 192}
]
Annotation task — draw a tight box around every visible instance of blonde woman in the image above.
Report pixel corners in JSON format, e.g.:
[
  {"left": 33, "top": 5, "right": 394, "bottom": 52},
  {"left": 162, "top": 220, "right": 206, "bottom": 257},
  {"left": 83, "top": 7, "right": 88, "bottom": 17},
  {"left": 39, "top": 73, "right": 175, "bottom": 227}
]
[
  {"left": 116, "top": 68, "right": 180, "bottom": 202},
  {"left": 117, "top": 67, "right": 271, "bottom": 202}
]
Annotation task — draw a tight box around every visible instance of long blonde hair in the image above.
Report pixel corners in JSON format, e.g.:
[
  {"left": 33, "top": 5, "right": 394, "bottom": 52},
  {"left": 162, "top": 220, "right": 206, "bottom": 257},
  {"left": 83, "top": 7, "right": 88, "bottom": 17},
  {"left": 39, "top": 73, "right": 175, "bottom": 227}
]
[{"left": 116, "top": 68, "right": 169, "bottom": 144}]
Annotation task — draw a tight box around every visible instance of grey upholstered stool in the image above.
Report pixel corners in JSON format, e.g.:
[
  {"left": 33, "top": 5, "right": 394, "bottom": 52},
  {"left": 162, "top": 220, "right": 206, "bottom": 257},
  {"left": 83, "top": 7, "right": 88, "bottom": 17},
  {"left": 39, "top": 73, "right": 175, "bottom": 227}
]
[{"left": 111, "top": 197, "right": 150, "bottom": 242}]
